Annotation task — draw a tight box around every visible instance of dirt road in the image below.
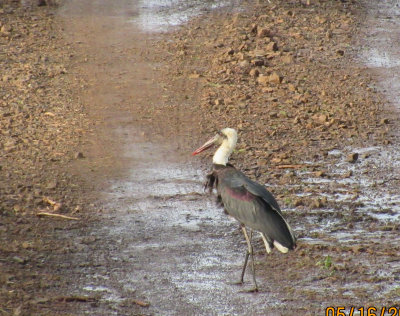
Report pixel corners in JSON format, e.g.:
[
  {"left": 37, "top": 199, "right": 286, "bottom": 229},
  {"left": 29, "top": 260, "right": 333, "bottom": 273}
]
[{"left": 1, "top": 0, "right": 400, "bottom": 314}]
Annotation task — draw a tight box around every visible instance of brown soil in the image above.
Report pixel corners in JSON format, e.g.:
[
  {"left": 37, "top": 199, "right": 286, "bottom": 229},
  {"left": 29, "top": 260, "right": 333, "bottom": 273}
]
[{"left": 1, "top": 0, "right": 400, "bottom": 314}]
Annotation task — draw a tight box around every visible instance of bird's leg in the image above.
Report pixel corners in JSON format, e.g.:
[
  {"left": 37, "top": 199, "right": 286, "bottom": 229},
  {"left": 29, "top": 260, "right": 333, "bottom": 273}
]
[
  {"left": 241, "top": 226, "right": 258, "bottom": 292},
  {"left": 240, "top": 249, "right": 250, "bottom": 284},
  {"left": 248, "top": 230, "right": 259, "bottom": 292},
  {"left": 260, "top": 232, "right": 272, "bottom": 255}
]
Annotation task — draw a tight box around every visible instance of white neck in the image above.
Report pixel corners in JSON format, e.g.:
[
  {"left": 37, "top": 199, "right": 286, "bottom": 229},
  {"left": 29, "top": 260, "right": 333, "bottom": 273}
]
[{"left": 213, "top": 136, "right": 237, "bottom": 165}]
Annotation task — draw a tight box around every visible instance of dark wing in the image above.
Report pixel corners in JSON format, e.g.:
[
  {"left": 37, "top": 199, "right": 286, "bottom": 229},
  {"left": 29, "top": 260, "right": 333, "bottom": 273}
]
[
  {"left": 231, "top": 173, "right": 282, "bottom": 215},
  {"left": 217, "top": 168, "right": 296, "bottom": 250}
]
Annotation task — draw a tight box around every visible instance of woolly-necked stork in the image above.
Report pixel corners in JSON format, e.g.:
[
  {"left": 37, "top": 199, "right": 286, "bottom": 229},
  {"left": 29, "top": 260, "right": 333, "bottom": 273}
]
[{"left": 192, "top": 128, "right": 296, "bottom": 291}]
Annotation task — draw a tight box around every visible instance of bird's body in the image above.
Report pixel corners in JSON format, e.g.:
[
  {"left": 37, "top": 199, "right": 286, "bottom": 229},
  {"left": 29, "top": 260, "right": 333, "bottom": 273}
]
[
  {"left": 192, "top": 128, "right": 296, "bottom": 291},
  {"left": 206, "top": 163, "right": 296, "bottom": 253}
]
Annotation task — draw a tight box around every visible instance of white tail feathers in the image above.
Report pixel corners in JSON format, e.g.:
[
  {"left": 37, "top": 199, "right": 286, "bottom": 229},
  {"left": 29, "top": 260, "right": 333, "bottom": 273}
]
[
  {"left": 273, "top": 240, "right": 289, "bottom": 253},
  {"left": 260, "top": 232, "right": 290, "bottom": 254}
]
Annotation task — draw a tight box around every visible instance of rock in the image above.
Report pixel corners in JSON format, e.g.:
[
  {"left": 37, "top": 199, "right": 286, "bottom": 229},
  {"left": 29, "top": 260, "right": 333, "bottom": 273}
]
[
  {"left": 251, "top": 59, "right": 264, "bottom": 67},
  {"left": 250, "top": 23, "right": 258, "bottom": 34},
  {"left": 1, "top": 25, "right": 12, "bottom": 35},
  {"left": 249, "top": 68, "right": 259, "bottom": 78},
  {"left": 13, "top": 204, "right": 22, "bottom": 212},
  {"left": 312, "top": 114, "right": 328, "bottom": 124},
  {"left": 342, "top": 170, "right": 353, "bottom": 178},
  {"left": 268, "top": 72, "right": 281, "bottom": 84},
  {"left": 46, "top": 181, "right": 58, "bottom": 189},
  {"left": 236, "top": 52, "right": 245, "bottom": 60},
  {"left": 257, "top": 27, "right": 270, "bottom": 38},
  {"left": 293, "top": 116, "right": 301, "bottom": 124},
  {"left": 310, "top": 197, "right": 327, "bottom": 208},
  {"left": 266, "top": 41, "right": 278, "bottom": 51},
  {"left": 281, "top": 55, "right": 294, "bottom": 64},
  {"left": 351, "top": 245, "right": 365, "bottom": 254},
  {"left": 13, "top": 256, "right": 28, "bottom": 264},
  {"left": 314, "top": 170, "right": 326, "bottom": 177},
  {"left": 75, "top": 152, "right": 84, "bottom": 159},
  {"left": 288, "top": 83, "right": 296, "bottom": 92},
  {"left": 2, "top": 75, "right": 11, "bottom": 82},
  {"left": 238, "top": 60, "right": 250, "bottom": 68},
  {"left": 188, "top": 73, "right": 201, "bottom": 79},
  {"left": 336, "top": 49, "right": 344, "bottom": 56},
  {"left": 257, "top": 75, "right": 269, "bottom": 85},
  {"left": 252, "top": 49, "right": 267, "bottom": 58},
  {"left": 346, "top": 153, "right": 359, "bottom": 163},
  {"left": 214, "top": 99, "right": 224, "bottom": 106},
  {"left": 293, "top": 198, "right": 303, "bottom": 207}
]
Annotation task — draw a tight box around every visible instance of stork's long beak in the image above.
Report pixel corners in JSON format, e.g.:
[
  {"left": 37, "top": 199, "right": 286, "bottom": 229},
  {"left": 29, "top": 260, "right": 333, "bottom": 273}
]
[{"left": 192, "top": 134, "right": 219, "bottom": 156}]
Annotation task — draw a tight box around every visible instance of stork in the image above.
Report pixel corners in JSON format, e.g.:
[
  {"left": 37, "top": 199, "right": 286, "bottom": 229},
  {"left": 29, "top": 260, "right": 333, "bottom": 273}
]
[{"left": 192, "top": 128, "right": 296, "bottom": 291}]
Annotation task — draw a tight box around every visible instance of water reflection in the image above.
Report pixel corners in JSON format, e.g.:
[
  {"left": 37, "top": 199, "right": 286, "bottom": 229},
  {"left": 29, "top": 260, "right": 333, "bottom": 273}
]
[{"left": 135, "top": 0, "right": 239, "bottom": 32}]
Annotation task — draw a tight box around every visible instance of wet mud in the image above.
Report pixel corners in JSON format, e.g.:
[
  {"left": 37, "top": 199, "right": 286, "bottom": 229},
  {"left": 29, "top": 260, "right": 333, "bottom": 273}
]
[
  {"left": 59, "top": 0, "right": 400, "bottom": 313},
  {"left": 1, "top": 0, "right": 400, "bottom": 314}
]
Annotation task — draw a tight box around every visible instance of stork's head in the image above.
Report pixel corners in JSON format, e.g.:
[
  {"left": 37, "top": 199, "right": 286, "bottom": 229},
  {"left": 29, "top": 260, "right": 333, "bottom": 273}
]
[{"left": 192, "top": 128, "right": 237, "bottom": 165}]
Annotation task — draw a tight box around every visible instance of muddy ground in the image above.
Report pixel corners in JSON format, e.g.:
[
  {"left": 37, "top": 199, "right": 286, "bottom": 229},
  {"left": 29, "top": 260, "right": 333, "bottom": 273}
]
[{"left": 1, "top": 0, "right": 400, "bottom": 315}]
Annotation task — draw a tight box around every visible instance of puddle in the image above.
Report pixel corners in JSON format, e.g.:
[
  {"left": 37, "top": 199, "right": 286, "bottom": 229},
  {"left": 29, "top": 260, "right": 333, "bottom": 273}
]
[
  {"left": 70, "top": 128, "right": 288, "bottom": 314},
  {"left": 57, "top": 0, "right": 400, "bottom": 313},
  {"left": 360, "top": 0, "right": 400, "bottom": 109},
  {"left": 135, "top": 0, "right": 240, "bottom": 32}
]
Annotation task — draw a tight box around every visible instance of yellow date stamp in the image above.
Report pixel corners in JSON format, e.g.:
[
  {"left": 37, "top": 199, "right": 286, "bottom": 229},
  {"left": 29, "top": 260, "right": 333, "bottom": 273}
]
[{"left": 326, "top": 306, "right": 400, "bottom": 316}]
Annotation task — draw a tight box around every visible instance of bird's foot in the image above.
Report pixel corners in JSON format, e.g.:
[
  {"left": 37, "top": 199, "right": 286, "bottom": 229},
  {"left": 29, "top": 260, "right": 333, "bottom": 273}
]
[
  {"left": 230, "top": 281, "right": 259, "bottom": 293},
  {"left": 239, "top": 286, "right": 259, "bottom": 293},
  {"left": 230, "top": 280, "right": 244, "bottom": 286}
]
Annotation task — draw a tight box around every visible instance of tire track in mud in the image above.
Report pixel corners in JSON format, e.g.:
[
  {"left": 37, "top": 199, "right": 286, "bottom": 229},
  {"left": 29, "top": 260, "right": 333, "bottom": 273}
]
[
  {"left": 58, "top": 0, "right": 289, "bottom": 315},
  {"left": 56, "top": 0, "right": 400, "bottom": 314}
]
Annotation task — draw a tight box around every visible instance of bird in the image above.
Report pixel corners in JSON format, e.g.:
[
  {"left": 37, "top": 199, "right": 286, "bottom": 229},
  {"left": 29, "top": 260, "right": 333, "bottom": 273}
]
[{"left": 192, "top": 127, "right": 296, "bottom": 291}]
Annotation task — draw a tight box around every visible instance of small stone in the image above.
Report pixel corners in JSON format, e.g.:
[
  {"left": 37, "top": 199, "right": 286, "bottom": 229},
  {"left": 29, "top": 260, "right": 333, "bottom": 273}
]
[
  {"left": 312, "top": 114, "right": 328, "bottom": 124},
  {"left": 342, "top": 170, "right": 353, "bottom": 178},
  {"left": 346, "top": 153, "right": 359, "bottom": 163},
  {"left": 239, "top": 60, "right": 250, "bottom": 68},
  {"left": 314, "top": 170, "right": 326, "bottom": 177},
  {"left": 252, "top": 59, "right": 264, "bottom": 67},
  {"left": 1, "top": 25, "right": 12, "bottom": 34},
  {"left": 268, "top": 72, "right": 281, "bottom": 84},
  {"left": 257, "top": 28, "right": 270, "bottom": 38},
  {"left": 249, "top": 68, "right": 259, "bottom": 78},
  {"left": 281, "top": 55, "right": 294, "bottom": 64},
  {"left": 351, "top": 245, "right": 365, "bottom": 254},
  {"left": 75, "top": 152, "right": 85, "bottom": 159},
  {"left": 293, "top": 198, "right": 303, "bottom": 207},
  {"left": 13, "top": 256, "right": 27, "bottom": 264},
  {"left": 46, "top": 181, "right": 57, "bottom": 190},
  {"left": 336, "top": 49, "right": 344, "bottom": 56},
  {"left": 236, "top": 52, "right": 245, "bottom": 60},
  {"left": 266, "top": 41, "right": 278, "bottom": 51},
  {"left": 257, "top": 75, "right": 269, "bottom": 85},
  {"left": 188, "top": 73, "right": 201, "bottom": 79}
]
